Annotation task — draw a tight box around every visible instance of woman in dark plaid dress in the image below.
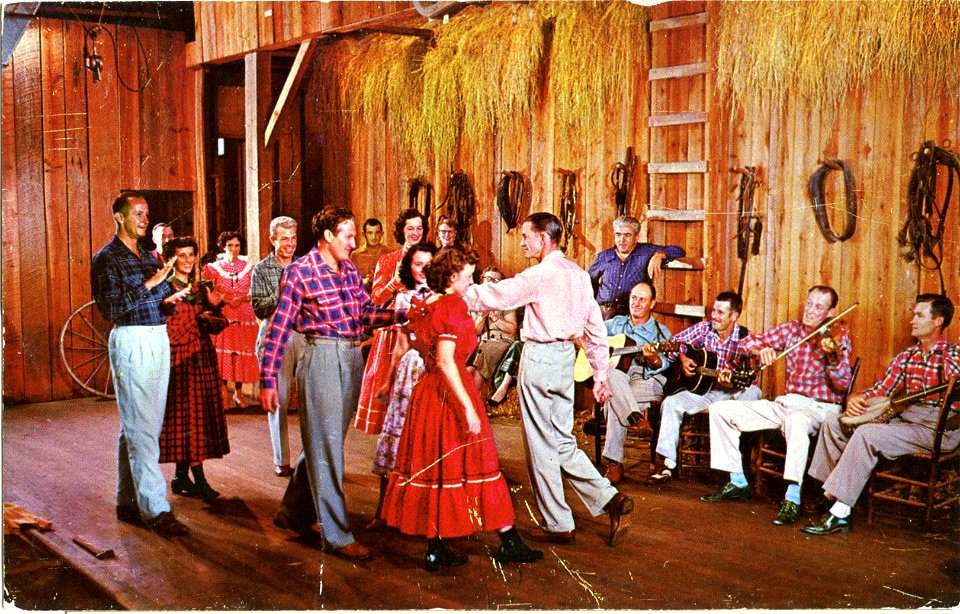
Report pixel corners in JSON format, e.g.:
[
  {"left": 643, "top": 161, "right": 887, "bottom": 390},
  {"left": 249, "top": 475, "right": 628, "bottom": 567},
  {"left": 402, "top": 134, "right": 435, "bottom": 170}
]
[{"left": 159, "top": 237, "right": 230, "bottom": 502}]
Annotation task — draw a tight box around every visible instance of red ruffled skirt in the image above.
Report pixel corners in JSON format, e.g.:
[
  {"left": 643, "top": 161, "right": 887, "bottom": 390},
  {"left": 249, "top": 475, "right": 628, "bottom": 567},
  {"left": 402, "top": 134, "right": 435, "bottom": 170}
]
[{"left": 354, "top": 325, "right": 403, "bottom": 434}]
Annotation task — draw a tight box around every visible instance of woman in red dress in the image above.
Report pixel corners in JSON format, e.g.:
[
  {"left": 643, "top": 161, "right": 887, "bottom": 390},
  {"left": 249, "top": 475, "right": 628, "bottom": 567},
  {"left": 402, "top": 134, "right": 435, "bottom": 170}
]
[
  {"left": 159, "top": 237, "right": 230, "bottom": 502},
  {"left": 202, "top": 231, "right": 260, "bottom": 407},
  {"left": 381, "top": 247, "right": 542, "bottom": 571},
  {"left": 354, "top": 209, "right": 428, "bottom": 434}
]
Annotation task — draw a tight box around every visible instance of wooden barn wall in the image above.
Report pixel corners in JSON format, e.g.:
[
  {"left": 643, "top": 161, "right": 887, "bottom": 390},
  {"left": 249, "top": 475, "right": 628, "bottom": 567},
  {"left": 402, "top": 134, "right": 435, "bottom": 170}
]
[
  {"left": 719, "top": 86, "right": 960, "bottom": 393},
  {"left": 1, "top": 18, "right": 195, "bottom": 403},
  {"left": 194, "top": 1, "right": 414, "bottom": 64}
]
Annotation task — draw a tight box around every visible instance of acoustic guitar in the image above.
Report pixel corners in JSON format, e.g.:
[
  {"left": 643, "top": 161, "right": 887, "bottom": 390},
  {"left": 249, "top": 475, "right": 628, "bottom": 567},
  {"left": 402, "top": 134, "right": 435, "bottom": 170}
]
[
  {"left": 664, "top": 346, "right": 755, "bottom": 395},
  {"left": 573, "top": 334, "right": 679, "bottom": 383}
]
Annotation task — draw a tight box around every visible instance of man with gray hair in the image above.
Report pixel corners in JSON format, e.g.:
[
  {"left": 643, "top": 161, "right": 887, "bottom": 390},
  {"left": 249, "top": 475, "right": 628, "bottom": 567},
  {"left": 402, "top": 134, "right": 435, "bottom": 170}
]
[
  {"left": 251, "top": 215, "right": 303, "bottom": 478},
  {"left": 588, "top": 215, "right": 685, "bottom": 320}
]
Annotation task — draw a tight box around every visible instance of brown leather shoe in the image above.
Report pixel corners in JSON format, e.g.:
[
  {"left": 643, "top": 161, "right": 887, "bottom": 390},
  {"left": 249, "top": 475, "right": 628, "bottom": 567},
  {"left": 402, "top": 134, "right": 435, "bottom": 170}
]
[
  {"left": 524, "top": 526, "right": 576, "bottom": 544},
  {"left": 274, "top": 465, "right": 294, "bottom": 477},
  {"left": 606, "top": 492, "right": 633, "bottom": 547},
  {"left": 273, "top": 510, "right": 320, "bottom": 541},
  {"left": 146, "top": 511, "right": 190, "bottom": 538},
  {"left": 331, "top": 541, "right": 372, "bottom": 561},
  {"left": 604, "top": 462, "right": 624, "bottom": 485},
  {"left": 116, "top": 504, "right": 145, "bottom": 527}
]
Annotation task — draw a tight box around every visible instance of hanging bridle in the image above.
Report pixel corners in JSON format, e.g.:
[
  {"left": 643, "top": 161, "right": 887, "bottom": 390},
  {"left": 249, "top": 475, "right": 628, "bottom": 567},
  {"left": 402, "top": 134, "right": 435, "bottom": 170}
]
[
  {"left": 440, "top": 169, "right": 475, "bottom": 246},
  {"left": 610, "top": 147, "right": 637, "bottom": 217},
  {"left": 408, "top": 177, "right": 433, "bottom": 220},
  {"left": 558, "top": 169, "right": 578, "bottom": 253},
  {"left": 496, "top": 171, "right": 525, "bottom": 232},
  {"left": 733, "top": 166, "right": 762, "bottom": 296}
]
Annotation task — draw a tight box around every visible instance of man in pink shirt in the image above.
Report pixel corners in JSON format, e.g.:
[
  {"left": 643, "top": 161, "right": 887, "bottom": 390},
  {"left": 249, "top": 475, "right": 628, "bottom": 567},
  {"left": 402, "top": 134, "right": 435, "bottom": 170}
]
[{"left": 464, "top": 212, "right": 634, "bottom": 547}]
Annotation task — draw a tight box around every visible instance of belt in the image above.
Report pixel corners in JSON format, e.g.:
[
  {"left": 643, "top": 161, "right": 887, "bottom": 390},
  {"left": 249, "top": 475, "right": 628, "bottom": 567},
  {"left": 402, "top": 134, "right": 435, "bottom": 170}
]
[{"left": 304, "top": 335, "right": 362, "bottom": 347}]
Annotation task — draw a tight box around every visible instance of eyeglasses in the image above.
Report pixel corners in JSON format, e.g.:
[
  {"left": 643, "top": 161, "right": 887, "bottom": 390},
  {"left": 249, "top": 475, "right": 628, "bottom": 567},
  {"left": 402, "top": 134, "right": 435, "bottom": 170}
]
[{"left": 482, "top": 275, "right": 502, "bottom": 282}]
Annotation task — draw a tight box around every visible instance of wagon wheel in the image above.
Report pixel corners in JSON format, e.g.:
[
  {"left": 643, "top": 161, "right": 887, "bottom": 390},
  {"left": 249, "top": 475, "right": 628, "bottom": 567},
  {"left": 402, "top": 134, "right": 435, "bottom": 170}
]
[{"left": 59, "top": 300, "right": 115, "bottom": 399}]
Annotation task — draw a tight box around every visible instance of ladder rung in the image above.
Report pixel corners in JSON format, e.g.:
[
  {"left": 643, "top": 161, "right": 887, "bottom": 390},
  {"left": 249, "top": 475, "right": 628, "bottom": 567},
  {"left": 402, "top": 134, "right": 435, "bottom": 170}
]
[
  {"left": 653, "top": 302, "right": 706, "bottom": 318},
  {"left": 664, "top": 257, "right": 706, "bottom": 271},
  {"left": 645, "top": 208, "right": 706, "bottom": 222},
  {"left": 649, "top": 111, "right": 707, "bottom": 127},
  {"left": 649, "top": 12, "right": 709, "bottom": 33},
  {"left": 648, "top": 161, "right": 708, "bottom": 174},
  {"left": 649, "top": 62, "right": 708, "bottom": 80}
]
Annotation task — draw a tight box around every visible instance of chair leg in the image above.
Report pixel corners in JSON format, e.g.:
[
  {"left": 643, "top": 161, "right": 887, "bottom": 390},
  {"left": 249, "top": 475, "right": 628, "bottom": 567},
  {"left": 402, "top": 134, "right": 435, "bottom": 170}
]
[
  {"left": 594, "top": 401, "right": 603, "bottom": 467},
  {"left": 866, "top": 475, "right": 876, "bottom": 525}
]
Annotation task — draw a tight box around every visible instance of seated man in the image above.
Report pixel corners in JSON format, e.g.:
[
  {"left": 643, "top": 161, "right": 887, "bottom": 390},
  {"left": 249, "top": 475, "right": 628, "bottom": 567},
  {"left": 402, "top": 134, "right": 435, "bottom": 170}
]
[
  {"left": 803, "top": 294, "right": 959, "bottom": 535},
  {"left": 703, "top": 285, "right": 852, "bottom": 527},
  {"left": 647, "top": 291, "right": 761, "bottom": 485},
  {"left": 588, "top": 215, "right": 684, "bottom": 320},
  {"left": 596, "top": 281, "right": 673, "bottom": 484}
]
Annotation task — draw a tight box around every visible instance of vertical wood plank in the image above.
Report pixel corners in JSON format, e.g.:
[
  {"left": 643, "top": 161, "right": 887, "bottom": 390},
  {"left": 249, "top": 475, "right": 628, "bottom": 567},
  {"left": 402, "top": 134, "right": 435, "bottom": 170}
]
[
  {"left": 244, "top": 51, "right": 273, "bottom": 260},
  {"left": 2, "top": 61, "right": 25, "bottom": 401}
]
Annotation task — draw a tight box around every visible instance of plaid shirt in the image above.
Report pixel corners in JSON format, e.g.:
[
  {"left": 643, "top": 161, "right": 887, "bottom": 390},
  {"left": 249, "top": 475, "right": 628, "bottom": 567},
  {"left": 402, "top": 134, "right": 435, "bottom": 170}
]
[
  {"left": 671, "top": 320, "right": 752, "bottom": 371},
  {"left": 250, "top": 252, "right": 285, "bottom": 320},
  {"left": 862, "top": 339, "right": 960, "bottom": 407},
  {"left": 91, "top": 235, "right": 171, "bottom": 326},
  {"left": 588, "top": 243, "right": 685, "bottom": 306},
  {"left": 260, "top": 248, "right": 401, "bottom": 389},
  {"left": 741, "top": 319, "right": 852, "bottom": 403}
]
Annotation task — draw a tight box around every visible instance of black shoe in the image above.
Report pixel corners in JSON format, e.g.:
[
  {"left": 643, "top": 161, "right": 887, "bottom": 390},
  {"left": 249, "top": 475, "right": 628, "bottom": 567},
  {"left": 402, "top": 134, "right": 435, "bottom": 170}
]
[
  {"left": 190, "top": 465, "right": 221, "bottom": 502},
  {"left": 423, "top": 539, "right": 468, "bottom": 572},
  {"left": 171, "top": 476, "right": 199, "bottom": 498},
  {"left": 495, "top": 528, "right": 543, "bottom": 564},
  {"left": 116, "top": 504, "right": 145, "bottom": 527},
  {"left": 773, "top": 500, "right": 800, "bottom": 526},
  {"left": 146, "top": 511, "right": 190, "bottom": 537},
  {"left": 273, "top": 510, "right": 319, "bottom": 541},
  {"left": 801, "top": 513, "right": 851, "bottom": 535},
  {"left": 582, "top": 419, "right": 605, "bottom": 437},
  {"left": 701, "top": 482, "right": 753, "bottom": 503}
]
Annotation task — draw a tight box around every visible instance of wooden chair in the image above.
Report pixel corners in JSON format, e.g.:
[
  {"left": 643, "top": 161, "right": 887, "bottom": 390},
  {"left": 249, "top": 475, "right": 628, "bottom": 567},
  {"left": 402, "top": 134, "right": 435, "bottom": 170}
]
[
  {"left": 578, "top": 381, "right": 659, "bottom": 469},
  {"left": 754, "top": 357, "right": 861, "bottom": 496},
  {"left": 867, "top": 377, "right": 960, "bottom": 531}
]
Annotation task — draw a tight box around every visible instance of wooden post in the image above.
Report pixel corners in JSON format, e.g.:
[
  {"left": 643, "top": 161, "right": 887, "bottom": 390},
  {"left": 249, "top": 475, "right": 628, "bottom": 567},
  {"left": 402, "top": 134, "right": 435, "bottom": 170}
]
[
  {"left": 192, "top": 67, "right": 209, "bottom": 252},
  {"left": 244, "top": 50, "right": 273, "bottom": 261}
]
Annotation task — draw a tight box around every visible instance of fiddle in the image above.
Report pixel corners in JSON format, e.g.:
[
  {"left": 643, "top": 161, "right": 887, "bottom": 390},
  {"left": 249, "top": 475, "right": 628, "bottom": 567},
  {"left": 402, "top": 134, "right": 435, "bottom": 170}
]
[{"left": 809, "top": 320, "right": 847, "bottom": 364}]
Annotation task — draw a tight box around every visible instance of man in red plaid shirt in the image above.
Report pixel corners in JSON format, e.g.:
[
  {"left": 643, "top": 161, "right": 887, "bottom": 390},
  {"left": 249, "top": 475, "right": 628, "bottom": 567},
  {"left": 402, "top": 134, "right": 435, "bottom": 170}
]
[
  {"left": 260, "top": 207, "right": 403, "bottom": 561},
  {"left": 803, "top": 294, "right": 959, "bottom": 535},
  {"left": 702, "top": 286, "right": 852, "bottom": 527}
]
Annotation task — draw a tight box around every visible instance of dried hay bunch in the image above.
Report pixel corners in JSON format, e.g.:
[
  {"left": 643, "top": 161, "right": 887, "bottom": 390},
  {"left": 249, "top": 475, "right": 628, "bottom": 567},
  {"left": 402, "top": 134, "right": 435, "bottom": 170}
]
[
  {"left": 544, "top": 1, "right": 649, "bottom": 139},
  {"left": 716, "top": 0, "right": 960, "bottom": 112}
]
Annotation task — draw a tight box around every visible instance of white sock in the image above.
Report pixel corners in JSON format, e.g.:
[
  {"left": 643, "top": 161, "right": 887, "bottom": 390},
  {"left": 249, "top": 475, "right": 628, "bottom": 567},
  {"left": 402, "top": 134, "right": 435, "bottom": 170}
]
[
  {"left": 664, "top": 458, "right": 677, "bottom": 470},
  {"left": 829, "top": 501, "right": 851, "bottom": 518}
]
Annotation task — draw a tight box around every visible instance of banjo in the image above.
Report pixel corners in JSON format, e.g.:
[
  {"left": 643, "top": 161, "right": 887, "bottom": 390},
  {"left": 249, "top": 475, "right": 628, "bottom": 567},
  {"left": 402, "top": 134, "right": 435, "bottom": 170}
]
[{"left": 839, "top": 381, "right": 953, "bottom": 436}]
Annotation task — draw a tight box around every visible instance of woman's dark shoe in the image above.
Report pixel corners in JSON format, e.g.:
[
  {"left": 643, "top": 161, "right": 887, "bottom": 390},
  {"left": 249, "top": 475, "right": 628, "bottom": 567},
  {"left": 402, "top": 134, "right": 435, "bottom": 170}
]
[
  {"left": 423, "top": 538, "right": 468, "bottom": 572},
  {"left": 495, "top": 528, "right": 543, "bottom": 564},
  {"left": 172, "top": 463, "right": 198, "bottom": 498},
  {"left": 190, "top": 464, "right": 221, "bottom": 502}
]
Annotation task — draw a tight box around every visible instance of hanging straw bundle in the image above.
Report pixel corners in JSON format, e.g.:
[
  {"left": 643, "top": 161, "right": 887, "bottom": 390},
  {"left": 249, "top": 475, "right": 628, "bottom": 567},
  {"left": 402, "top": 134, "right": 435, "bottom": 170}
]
[{"left": 716, "top": 0, "right": 960, "bottom": 112}]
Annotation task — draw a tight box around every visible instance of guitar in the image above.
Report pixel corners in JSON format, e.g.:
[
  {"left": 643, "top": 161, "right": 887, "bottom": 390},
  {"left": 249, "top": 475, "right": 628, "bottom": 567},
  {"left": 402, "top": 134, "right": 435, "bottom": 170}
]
[
  {"left": 664, "top": 346, "right": 755, "bottom": 395},
  {"left": 573, "top": 334, "right": 679, "bottom": 383}
]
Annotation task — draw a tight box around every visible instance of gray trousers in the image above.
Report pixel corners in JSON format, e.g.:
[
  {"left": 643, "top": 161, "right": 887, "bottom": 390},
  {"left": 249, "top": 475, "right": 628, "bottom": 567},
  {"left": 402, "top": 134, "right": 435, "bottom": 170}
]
[
  {"left": 279, "top": 338, "right": 364, "bottom": 549},
  {"left": 602, "top": 367, "right": 664, "bottom": 463},
  {"left": 808, "top": 403, "right": 960, "bottom": 506},
  {"left": 655, "top": 386, "right": 762, "bottom": 464},
  {"left": 517, "top": 341, "right": 618, "bottom": 533},
  {"left": 256, "top": 320, "right": 306, "bottom": 467}
]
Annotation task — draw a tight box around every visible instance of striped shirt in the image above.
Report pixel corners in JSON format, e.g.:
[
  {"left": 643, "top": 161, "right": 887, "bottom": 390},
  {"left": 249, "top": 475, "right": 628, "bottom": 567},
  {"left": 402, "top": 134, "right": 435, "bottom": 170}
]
[
  {"left": 91, "top": 235, "right": 171, "bottom": 326},
  {"left": 862, "top": 339, "right": 960, "bottom": 407},
  {"left": 259, "top": 248, "right": 401, "bottom": 389},
  {"left": 588, "top": 243, "right": 685, "bottom": 306},
  {"left": 741, "top": 319, "right": 852, "bottom": 403}
]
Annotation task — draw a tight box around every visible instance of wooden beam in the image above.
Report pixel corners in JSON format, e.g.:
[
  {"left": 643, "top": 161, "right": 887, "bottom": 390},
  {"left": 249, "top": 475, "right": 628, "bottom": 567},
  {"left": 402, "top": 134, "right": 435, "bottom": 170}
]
[
  {"left": 192, "top": 67, "right": 209, "bottom": 252},
  {"left": 664, "top": 257, "right": 706, "bottom": 271},
  {"left": 648, "top": 161, "right": 708, "bottom": 174},
  {"left": 645, "top": 208, "right": 706, "bottom": 222},
  {"left": 353, "top": 26, "right": 433, "bottom": 39},
  {"left": 264, "top": 40, "right": 315, "bottom": 149},
  {"left": 649, "top": 12, "right": 709, "bottom": 33},
  {"left": 245, "top": 51, "right": 273, "bottom": 261},
  {"left": 648, "top": 62, "right": 708, "bottom": 81},
  {"left": 648, "top": 111, "right": 707, "bottom": 127},
  {"left": 653, "top": 302, "right": 706, "bottom": 318}
]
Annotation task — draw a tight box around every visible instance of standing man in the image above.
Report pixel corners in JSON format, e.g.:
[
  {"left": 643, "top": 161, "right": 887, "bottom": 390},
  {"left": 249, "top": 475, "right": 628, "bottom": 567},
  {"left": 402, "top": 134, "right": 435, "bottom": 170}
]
[
  {"left": 595, "top": 281, "right": 673, "bottom": 484},
  {"left": 703, "top": 286, "right": 852, "bottom": 527},
  {"left": 91, "top": 192, "right": 190, "bottom": 537},
  {"left": 150, "top": 222, "right": 174, "bottom": 262},
  {"left": 260, "top": 207, "right": 403, "bottom": 561},
  {"left": 464, "top": 212, "right": 634, "bottom": 548},
  {"left": 588, "top": 215, "right": 685, "bottom": 320},
  {"left": 646, "top": 291, "right": 761, "bottom": 485},
  {"left": 351, "top": 217, "right": 390, "bottom": 289},
  {"left": 804, "top": 294, "right": 959, "bottom": 535},
  {"left": 251, "top": 216, "right": 304, "bottom": 478}
]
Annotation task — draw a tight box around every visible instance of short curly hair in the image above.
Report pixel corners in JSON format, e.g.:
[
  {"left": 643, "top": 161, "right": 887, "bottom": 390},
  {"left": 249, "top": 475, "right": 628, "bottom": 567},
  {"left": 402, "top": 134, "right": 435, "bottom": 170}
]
[
  {"left": 425, "top": 246, "right": 479, "bottom": 293},
  {"left": 398, "top": 242, "right": 438, "bottom": 290},
  {"left": 216, "top": 230, "right": 244, "bottom": 251},
  {"left": 312, "top": 206, "right": 355, "bottom": 243},
  {"left": 393, "top": 208, "right": 428, "bottom": 245}
]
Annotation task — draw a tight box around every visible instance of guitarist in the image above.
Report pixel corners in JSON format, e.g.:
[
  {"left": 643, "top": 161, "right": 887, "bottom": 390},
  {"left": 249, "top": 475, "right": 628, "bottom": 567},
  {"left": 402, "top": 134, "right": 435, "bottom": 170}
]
[
  {"left": 595, "top": 282, "right": 674, "bottom": 485},
  {"left": 703, "top": 286, "right": 852, "bottom": 528},
  {"left": 803, "top": 294, "right": 959, "bottom": 535},
  {"left": 647, "top": 291, "right": 761, "bottom": 485}
]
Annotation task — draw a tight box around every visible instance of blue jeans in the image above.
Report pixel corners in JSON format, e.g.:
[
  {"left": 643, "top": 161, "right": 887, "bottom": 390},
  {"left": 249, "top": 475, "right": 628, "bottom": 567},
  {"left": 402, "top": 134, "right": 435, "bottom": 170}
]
[{"left": 109, "top": 325, "right": 171, "bottom": 519}]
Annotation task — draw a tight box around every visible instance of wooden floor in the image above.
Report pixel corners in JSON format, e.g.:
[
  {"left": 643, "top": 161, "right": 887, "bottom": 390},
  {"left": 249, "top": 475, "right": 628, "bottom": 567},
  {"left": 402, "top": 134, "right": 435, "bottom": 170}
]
[{"left": 3, "top": 396, "right": 959, "bottom": 610}]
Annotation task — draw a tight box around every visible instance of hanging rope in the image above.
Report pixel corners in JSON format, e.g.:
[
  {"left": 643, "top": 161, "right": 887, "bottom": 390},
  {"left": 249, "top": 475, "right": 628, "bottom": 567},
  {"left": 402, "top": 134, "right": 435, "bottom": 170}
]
[
  {"left": 733, "top": 166, "right": 762, "bottom": 296},
  {"left": 558, "top": 169, "right": 578, "bottom": 253},
  {"left": 897, "top": 140, "right": 960, "bottom": 294},
  {"left": 408, "top": 177, "right": 433, "bottom": 220},
  {"left": 808, "top": 159, "right": 857, "bottom": 243},
  {"left": 610, "top": 147, "right": 637, "bottom": 218},
  {"left": 440, "top": 169, "right": 475, "bottom": 246},
  {"left": 495, "top": 171, "right": 524, "bottom": 232}
]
